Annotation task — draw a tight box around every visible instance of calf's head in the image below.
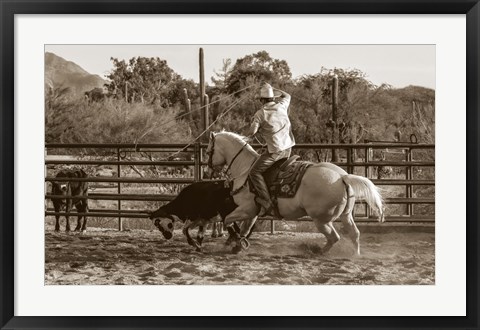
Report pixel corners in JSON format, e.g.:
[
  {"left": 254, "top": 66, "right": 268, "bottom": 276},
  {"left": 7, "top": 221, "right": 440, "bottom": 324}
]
[
  {"left": 52, "top": 181, "right": 69, "bottom": 196},
  {"left": 149, "top": 207, "right": 175, "bottom": 240}
]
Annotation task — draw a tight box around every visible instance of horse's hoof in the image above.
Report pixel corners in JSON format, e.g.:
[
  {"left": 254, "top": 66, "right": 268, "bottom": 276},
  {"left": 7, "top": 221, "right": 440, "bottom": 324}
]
[
  {"left": 239, "top": 237, "right": 250, "bottom": 250},
  {"left": 54, "top": 229, "right": 60, "bottom": 232},
  {"left": 218, "top": 233, "right": 224, "bottom": 238},
  {"left": 195, "top": 247, "right": 202, "bottom": 252},
  {"left": 211, "top": 233, "right": 218, "bottom": 238},
  {"left": 231, "top": 245, "right": 243, "bottom": 254}
]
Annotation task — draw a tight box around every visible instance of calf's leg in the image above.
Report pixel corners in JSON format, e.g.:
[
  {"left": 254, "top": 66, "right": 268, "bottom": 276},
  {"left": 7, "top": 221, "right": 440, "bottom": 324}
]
[
  {"left": 65, "top": 199, "right": 72, "bottom": 232},
  {"left": 74, "top": 202, "right": 88, "bottom": 232},
  {"left": 53, "top": 202, "right": 61, "bottom": 232}
]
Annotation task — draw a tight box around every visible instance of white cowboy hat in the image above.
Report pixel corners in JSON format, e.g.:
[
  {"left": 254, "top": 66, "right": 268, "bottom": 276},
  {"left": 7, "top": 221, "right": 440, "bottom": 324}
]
[{"left": 257, "top": 83, "right": 282, "bottom": 99}]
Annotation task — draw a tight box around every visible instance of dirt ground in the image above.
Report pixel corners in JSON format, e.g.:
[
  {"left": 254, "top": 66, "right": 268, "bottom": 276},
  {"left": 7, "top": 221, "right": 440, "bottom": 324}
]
[{"left": 45, "top": 226, "right": 434, "bottom": 285}]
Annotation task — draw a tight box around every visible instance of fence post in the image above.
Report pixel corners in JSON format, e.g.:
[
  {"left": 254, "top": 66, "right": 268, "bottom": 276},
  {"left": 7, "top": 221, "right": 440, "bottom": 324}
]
[
  {"left": 203, "top": 94, "right": 210, "bottom": 141},
  {"left": 365, "top": 146, "right": 371, "bottom": 218},
  {"left": 199, "top": 48, "right": 205, "bottom": 120},
  {"left": 199, "top": 141, "right": 204, "bottom": 181},
  {"left": 45, "top": 148, "right": 48, "bottom": 211},
  {"left": 406, "top": 148, "right": 413, "bottom": 216},
  {"left": 194, "top": 142, "right": 201, "bottom": 182},
  {"left": 270, "top": 219, "right": 275, "bottom": 235},
  {"left": 117, "top": 148, "right": 123, "bottom": 231}
]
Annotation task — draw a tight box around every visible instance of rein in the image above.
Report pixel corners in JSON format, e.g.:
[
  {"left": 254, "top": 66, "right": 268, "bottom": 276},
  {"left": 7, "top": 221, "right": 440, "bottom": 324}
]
[
  {"left": 207, "top": 134, "right": 256, "bottom": 195},
  {"left": 225, "top": 142, "right": 248, "bottom": 174},
  {"left": 207, "top": 135, "right": 247, "bottom": 176}
]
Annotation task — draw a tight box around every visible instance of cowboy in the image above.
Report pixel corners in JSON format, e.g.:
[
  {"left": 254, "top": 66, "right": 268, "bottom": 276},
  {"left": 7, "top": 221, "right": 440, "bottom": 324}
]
[{"left": 247, "top": 83, "right": 295, "bottom": 216}]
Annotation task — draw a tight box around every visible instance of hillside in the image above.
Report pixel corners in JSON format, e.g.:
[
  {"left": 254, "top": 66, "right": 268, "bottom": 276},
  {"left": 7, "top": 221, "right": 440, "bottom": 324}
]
[
  {"left": 386, "top": 85, "right": 435, "bottom": 104},
  {"left": 45, "top": 52, "right": 106, "bottom": 97}
]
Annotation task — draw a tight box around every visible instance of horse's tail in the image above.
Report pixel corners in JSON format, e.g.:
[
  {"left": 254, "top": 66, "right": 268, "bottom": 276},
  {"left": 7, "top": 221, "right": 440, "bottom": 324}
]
[
  {"left": 341, "top": 182, "right": 356, "bottom": 216},
  {"left": 342, "top": 175, "right": 385, "bottom": 222}
]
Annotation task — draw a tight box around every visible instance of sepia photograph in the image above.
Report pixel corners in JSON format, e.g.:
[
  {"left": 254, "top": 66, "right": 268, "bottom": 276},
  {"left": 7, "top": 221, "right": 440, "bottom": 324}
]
[{"left": 44, "top": 44, "right": 435, "bottom": 286}]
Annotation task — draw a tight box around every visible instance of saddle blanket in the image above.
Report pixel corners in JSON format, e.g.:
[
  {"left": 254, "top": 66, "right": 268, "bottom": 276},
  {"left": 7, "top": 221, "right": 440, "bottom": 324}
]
[{"left": 267, "top": 160, "right": 313, "bottom": 198}]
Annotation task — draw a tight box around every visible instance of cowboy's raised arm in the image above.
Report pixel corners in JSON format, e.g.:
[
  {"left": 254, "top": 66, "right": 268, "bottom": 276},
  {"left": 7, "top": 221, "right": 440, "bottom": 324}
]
[
  {"left": 273, "top": 88, "right": 291, "bottom": 102},
  {"left": 273, "top": 87, "right": 291, "bottom": 114}
]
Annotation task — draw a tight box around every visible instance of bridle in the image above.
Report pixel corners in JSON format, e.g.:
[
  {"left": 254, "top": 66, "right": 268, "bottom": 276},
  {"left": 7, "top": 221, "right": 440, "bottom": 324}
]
[{"left": 207, "top": 134, "right": 248, "bottom": 179}]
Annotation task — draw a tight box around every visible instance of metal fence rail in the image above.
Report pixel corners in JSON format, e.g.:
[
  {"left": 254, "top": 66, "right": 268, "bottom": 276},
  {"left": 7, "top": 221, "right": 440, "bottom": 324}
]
[{"left": 45, "top": 142, "right": 435, "bottom": 229}]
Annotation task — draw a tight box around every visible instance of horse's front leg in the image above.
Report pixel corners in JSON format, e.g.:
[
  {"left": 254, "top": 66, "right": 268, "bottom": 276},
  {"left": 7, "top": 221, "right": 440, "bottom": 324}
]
[
  {"left": 224, "top": 208, "right": 258, "bottom": 254},
  {"left": 224, "top": 223, "right": 240, "bottom": 246}
]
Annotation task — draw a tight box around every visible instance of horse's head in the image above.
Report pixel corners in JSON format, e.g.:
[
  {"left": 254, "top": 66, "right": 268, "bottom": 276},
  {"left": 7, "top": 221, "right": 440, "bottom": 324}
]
[
  {"left": 149, "top": 207, "right": 175, "bottom": 240},
  {"left": 206, "top": 131, "right": 227, "bottom": 177}
]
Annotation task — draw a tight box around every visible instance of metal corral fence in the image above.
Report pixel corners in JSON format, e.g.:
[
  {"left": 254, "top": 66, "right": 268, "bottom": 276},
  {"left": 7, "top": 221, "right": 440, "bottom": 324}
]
[{"left": 45, "top": 142, "right": 435, "bottom": 230}]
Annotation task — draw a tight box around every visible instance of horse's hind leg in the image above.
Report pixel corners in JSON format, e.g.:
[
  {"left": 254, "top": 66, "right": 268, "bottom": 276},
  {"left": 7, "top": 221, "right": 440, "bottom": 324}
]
[
  {"left": 339, "top": 213, "right": 360, "bottom": 255},
  {"left": 313, "top": 219, "right": 340, "bottom": 254}
]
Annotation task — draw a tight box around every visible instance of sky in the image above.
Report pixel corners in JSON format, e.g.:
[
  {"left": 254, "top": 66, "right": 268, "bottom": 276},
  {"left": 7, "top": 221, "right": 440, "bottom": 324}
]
[{"left": 45, "top": 44, "right": 435, "bottom": 89}]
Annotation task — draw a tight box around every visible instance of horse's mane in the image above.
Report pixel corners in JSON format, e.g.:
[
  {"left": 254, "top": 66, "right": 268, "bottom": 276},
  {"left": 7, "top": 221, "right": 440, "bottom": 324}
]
[
  {"left": 218, "top": 129, "right": 249, "bottom": 143},
  {"left": 216, "top": 130, "right": 257, "bottom": 154}
]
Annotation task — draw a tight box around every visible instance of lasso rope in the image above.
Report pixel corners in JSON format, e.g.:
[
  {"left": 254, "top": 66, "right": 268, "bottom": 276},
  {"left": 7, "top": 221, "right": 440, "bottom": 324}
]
[
  {"left": 145, "top": 84, "right": 256, "bottom": 131},
  {"left": 133, "top": 83, "right": 258, "bottom": 149},
  {"left": 165, "top": 92, "right": 253, "bottom": 159}
]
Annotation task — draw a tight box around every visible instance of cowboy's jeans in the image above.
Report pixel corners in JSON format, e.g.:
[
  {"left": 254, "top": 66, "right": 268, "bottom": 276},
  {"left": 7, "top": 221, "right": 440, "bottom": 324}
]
[{"left": 249, "top": 148, "right": 291, "bottom": 210}]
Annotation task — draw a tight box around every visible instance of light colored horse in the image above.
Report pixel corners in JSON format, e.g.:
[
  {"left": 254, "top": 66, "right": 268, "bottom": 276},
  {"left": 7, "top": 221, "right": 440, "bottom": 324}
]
[{"left": 206, "top": 131, "right": 384, "bottom": 255}]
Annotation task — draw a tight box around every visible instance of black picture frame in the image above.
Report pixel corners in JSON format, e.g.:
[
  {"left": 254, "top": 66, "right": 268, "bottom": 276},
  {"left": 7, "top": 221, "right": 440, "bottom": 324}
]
[{"left": 1, "top": 1, "right": 479, "bottom": 329}]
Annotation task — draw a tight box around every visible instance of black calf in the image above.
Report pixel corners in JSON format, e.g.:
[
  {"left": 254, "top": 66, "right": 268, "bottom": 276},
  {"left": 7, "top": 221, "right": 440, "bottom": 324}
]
[
  {"left": 149, "top": 181, "right": 240, "bottom": 248},
  {"left": 50, "top": 168, "right": 89, "bottom": 232}
]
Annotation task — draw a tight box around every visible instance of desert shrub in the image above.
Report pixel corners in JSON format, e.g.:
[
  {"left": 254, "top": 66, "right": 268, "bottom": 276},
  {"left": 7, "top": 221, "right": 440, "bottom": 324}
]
[{"left": 45, "top": 96, "right": 192, "bottom": 145}]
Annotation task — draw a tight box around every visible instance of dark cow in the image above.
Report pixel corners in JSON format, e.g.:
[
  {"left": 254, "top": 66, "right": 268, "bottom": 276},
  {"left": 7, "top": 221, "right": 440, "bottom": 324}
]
[
  {"left": 149, "top": 181, "right": 250, "bottom": 251},
  {"left": 50, "top": 168, "right": 89, "bottom": 232}
]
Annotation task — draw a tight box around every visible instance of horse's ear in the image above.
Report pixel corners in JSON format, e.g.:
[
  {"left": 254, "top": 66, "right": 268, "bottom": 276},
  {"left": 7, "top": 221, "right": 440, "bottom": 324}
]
[{"left": 209, "top": 131, "right": 216, "bottom": 140}]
